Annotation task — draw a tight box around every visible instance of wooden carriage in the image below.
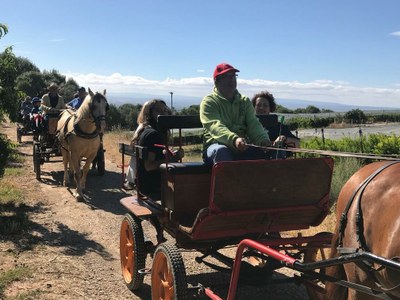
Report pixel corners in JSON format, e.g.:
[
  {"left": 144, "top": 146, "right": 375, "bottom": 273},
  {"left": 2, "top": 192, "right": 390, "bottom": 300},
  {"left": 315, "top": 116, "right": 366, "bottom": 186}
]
[{"left": 118, "top": 115, "right": 337, "bottom": 299}]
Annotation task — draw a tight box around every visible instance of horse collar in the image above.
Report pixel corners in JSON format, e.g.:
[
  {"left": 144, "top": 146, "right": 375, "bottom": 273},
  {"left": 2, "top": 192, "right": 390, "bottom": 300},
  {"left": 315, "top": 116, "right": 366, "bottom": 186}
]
[{"left": 72, "top": 115, "right": 99, "bottom": 139}]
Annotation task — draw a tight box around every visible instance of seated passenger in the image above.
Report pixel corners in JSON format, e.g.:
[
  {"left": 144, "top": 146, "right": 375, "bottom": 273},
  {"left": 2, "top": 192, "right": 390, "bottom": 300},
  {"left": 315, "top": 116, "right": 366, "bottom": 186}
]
[
  {"left": 30, "top": 97, "right": 44, "bottom": 132},
  {"left": 200, "top": 63, "right": 271, "bottom": 164},
  {"left": 41, "top": 82, "right": 65, "bottom": 113},
  {"left": 19, "top": 96, "right": 33, "bottom": 124},
  {"left": 131, "top": 99, "right": 182, "bottom": 196},
  {"left": 65, "top": 87, "right": 87, "bottom": 110},
  {"left": 251, "top": 91, "right": 300, "bottom": 158}
]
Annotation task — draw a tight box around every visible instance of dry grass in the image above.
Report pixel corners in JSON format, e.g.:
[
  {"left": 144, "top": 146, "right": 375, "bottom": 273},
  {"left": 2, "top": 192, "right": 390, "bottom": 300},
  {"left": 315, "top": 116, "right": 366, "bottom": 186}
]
[{"left": 102, "top": 130, "right": 132, "bottom": 166}]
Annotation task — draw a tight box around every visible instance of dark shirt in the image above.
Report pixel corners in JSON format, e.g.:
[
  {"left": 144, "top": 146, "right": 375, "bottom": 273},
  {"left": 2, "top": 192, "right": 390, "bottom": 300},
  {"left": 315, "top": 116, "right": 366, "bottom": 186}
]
[
  {"left": 267, "top": 123, "right": 297, "bottom": 141},
  {"left": 49, "top": 94, "right": 59, "bottom": 108},
  {"left": 31, "top": 106, "right": 41, "bottom": 114},
  {"left": 137, "top": 127, "right": 165, "bottom": 196},
  {"left": 266, "top": 123, "right": 298, "bottom": 159}
]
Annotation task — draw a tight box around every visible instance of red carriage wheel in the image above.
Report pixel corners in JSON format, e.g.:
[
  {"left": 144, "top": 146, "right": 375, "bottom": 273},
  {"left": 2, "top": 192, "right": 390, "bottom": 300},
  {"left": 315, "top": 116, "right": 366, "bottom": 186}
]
[
  {"left": 151, "top": 243, "right": 187, "bottom": 300},
  {"left": 119, "top": 214, "right": 146, "bottom": 291}
]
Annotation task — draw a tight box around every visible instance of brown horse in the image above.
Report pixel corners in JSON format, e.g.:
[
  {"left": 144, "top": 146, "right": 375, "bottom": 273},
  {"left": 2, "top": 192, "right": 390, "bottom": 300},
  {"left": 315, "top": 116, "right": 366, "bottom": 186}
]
[
  {"left": 56, "top": 88, "right": 108, "bottom": 199},
  {"left": 325, "top": 161, "right": 400, "bottom": 300}
]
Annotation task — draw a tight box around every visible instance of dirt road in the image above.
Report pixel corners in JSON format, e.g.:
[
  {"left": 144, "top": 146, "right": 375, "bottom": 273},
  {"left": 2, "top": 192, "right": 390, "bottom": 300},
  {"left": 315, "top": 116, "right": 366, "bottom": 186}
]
[{"left": 1, "top": 123, "right": 310, "bottom": 300}]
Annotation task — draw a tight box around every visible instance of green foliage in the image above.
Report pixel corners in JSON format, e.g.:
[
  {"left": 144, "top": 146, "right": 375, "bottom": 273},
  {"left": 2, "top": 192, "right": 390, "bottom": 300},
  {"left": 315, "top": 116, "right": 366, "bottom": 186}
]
[
  {"left": 330, "top": 158, "right": 363, "bottom": 203},
  {"left": 119, "top": 103, "right": 142, "bottom": 129},
  {"left": 106, "top": 103, "right": 124, "bottom": 129},
  {"left": 178, "top": 105, "right": 200, "bottom": 115},
  {"left": 0, "top": 267, "right": 32, "bottom": 296},
  {"left": 343, "top": 109, "right": 367, "bottom": 124},
  {"left": 285, "top": 116, "right": 335, "bottom": 130},
  {"left": 0, "top": 24, "right": 8, "bottom": 38},
  {"left": 301, "top": 134, "right": 400, "bottom": 155},
  {"left": 275, "top": 105, "right": 292, "bottom": 113},
  {"left": 15, "top": 57, "right": 39, "bottom": 75},
  {"left": 15, "top": 71, "right": 46, "bottom": 97},
  {"left": 0, "top": 46, "right": 19, "bottom": 122},
  {"left": 294, "top": 105, "right": 321, "bottom": 114},
  {"left": 0, "top": 135, "right": 13, "bottom": 177},
  {"left": 62, "top": 77, "right": 79, "bottom": 101}
]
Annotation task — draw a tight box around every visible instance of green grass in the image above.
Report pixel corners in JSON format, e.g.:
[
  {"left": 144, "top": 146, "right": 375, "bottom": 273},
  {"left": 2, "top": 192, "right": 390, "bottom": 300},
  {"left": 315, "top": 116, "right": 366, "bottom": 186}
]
[
  {"left": 0, "top": 181, "right": 24, "bottom": 207},
  {"left": 329, "top": 157, "right": 363, "bottom": 209},
  {"left": 0, "top": 179, "right": 28, "bottom": 235},
  {"left": 0, "top": 267, "right": 32, "bottom": 297},
  {"left": 6, "top": 289, "right": 45, "bottom": 300},
  {"left": 4, "top": 168, "right": 23, "bottom": 177}
]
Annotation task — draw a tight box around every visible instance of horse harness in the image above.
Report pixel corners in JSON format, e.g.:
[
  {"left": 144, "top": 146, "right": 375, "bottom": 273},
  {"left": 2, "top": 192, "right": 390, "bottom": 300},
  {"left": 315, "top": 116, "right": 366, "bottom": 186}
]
[{"left": 337, "top": 160, "right": 400, "bottom": 293}]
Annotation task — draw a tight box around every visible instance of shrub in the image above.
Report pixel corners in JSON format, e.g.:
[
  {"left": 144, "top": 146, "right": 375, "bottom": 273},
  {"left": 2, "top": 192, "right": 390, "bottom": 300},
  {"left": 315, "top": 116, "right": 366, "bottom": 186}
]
[{"left": 0, "top": 134, "right": 12, "bottom": 177}]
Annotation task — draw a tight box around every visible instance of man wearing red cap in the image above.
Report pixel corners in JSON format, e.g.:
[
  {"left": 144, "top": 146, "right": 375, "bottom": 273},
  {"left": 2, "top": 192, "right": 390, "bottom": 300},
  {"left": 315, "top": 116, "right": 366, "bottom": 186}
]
[{"left": 200, "top": 63, "right": 271, "bottom": 164}]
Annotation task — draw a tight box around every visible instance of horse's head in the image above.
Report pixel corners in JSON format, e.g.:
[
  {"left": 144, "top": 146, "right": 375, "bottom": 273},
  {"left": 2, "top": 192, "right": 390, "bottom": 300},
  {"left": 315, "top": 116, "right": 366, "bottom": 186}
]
[{"left": 87, "top": 88, "right": 109, "bottom": 133}]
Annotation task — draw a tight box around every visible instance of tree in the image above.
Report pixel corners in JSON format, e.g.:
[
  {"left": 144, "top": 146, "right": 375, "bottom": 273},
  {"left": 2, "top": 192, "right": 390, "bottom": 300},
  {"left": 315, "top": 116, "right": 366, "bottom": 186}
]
[
  {"left": 16, "top": 71, "right": 46, "bottom": 97},
  {"left": 15, "top": 57, "right": 39, "bottom": 75},
  {"left": 42, "top": 69, "right": 66, "bottom": 89},
  {"left": 304, "top": 105, "right": 321, "bottom": 114},
  {"left": 275, "top": 105, "right": 293, "bottom": 114},
  {"left": 0, "top": 24, "right": 8, "bottom": 38},
  {"left": 344, "top": 109, "right": 367, "bottom": 124},
  {"left": 61, "top": 78, "right": 79, "bottom": 101},
  {"left": 106, "top": 104, "right": 124, "bottom": 129},
  {"left": 0, "top": 46, "right": 19, "bottom": 122},
  {"left": 118, "top": 103, "right": 142, "bottom": 129},
  {"left": 179, "top": 105, "right": 200, "bottom": 115}
]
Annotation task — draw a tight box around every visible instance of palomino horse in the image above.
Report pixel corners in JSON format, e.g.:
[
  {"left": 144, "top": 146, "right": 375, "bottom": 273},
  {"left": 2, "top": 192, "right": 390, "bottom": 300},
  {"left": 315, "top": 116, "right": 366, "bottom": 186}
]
[
  {"left": 325, "top": 161, "right": 400, "bottom": 300},
  {"left": 56, "top": 88, "right": 108, "bottom": 199}
]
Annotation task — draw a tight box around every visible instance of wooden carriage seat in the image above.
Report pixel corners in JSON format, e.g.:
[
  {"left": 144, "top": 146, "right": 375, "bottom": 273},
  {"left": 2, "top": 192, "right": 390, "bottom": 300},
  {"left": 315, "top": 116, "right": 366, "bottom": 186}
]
[
  {"left": 177, "top": 157, "right": 334, "bottom": 241},
  {"left": 160, "top": 162, "right": 212, "bottom": 222}
]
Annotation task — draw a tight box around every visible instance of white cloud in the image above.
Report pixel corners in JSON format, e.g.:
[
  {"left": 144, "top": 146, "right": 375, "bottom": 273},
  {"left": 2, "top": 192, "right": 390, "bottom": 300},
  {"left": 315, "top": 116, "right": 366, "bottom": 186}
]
[
  {"left": 65, "top": 72, "right": 400, "bottom": 108},
  {"left": 49, "top": 38, "right": 65, "bottom": 42},
  {"left": 389, "top": 31, "right": 400, "bottom": 37}
]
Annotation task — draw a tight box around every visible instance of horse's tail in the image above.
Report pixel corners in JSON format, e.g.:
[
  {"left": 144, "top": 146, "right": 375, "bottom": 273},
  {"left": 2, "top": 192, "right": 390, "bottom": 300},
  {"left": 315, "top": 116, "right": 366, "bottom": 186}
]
[{"left": 324, "top": 229, "right": 348, "bottom": 300}]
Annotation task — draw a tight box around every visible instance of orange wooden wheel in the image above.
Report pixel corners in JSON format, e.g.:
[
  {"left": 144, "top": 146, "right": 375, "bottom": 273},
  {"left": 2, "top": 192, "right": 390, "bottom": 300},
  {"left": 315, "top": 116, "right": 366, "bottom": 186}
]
[
  {"left": 303, "top": 232, "right": 332, "bottom": 300},
  {"left": 151, "top": 243, "right": 187, "bottom": 300},
  {"left": 120, "top": 214, "right": 145, "bottom": 291}
]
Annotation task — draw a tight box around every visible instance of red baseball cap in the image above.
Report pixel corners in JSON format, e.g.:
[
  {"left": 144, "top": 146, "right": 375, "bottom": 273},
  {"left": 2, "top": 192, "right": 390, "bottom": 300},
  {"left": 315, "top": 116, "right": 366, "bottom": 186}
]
[{"left": 213, "top": 63, "right": 240, "bottom": 80}]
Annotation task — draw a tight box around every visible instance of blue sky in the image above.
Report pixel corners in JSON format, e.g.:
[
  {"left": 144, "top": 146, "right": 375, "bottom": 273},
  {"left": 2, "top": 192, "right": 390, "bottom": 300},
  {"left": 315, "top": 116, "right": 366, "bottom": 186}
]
[{"left": 1, "top": 0, "right": 400, "bottom": 108}]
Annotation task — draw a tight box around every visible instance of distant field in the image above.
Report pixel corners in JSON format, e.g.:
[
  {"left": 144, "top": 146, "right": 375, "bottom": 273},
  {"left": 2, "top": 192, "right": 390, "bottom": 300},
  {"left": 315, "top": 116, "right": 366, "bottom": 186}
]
[{"left": 297, "top": 122, "right": 400, "bottom": 140}]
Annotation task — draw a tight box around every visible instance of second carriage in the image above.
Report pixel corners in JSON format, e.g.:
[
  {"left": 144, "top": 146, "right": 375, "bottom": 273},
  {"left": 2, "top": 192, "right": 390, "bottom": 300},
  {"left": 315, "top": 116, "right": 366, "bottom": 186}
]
[{"left": 33, "top": 109, "right": 106, "bottom": 180}]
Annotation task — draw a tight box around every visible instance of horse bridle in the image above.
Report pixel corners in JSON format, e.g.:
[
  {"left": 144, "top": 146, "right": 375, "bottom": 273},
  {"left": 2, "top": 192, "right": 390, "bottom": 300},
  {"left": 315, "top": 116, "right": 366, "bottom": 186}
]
[{"left": 90, "top": 93, "right": 109, "bottom": 131}]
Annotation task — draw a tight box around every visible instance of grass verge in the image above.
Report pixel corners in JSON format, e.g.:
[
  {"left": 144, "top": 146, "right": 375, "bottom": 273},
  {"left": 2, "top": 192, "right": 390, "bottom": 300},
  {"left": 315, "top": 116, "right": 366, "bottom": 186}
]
[{"left": 0, "top": 267, "right": 32, "bottom": 299}]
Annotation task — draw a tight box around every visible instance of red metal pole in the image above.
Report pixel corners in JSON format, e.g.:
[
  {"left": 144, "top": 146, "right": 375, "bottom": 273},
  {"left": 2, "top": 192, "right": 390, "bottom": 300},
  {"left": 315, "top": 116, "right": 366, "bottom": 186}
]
[{"left": 226, "top": 239, "right": 297, "bottom": 300}]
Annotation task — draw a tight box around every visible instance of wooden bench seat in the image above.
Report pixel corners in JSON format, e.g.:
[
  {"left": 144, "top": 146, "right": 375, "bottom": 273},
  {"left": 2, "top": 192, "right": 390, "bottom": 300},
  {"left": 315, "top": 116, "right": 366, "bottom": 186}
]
[{"left": 172, "top": 157, "right": 334, "bottom": 241}]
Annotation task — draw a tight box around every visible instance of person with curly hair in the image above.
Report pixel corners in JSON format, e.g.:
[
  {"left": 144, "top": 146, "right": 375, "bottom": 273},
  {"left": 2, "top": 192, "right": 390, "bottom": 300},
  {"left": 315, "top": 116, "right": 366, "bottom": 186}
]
[{"left": 252, "top": 91, "right": 300, "bottom": 158}]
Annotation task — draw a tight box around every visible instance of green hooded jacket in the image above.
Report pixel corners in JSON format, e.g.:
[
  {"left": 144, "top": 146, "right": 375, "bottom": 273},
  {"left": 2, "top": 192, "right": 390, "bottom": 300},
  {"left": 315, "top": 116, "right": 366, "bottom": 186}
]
[{"left": 200, "top": 88, "right": 270, "bottom": 152}]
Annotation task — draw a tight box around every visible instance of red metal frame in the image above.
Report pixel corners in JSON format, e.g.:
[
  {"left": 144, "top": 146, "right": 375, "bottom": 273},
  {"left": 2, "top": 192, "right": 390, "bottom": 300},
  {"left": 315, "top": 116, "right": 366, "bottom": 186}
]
[{"left": 204, "top": 239, "right": 298, "bottom": 300}]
